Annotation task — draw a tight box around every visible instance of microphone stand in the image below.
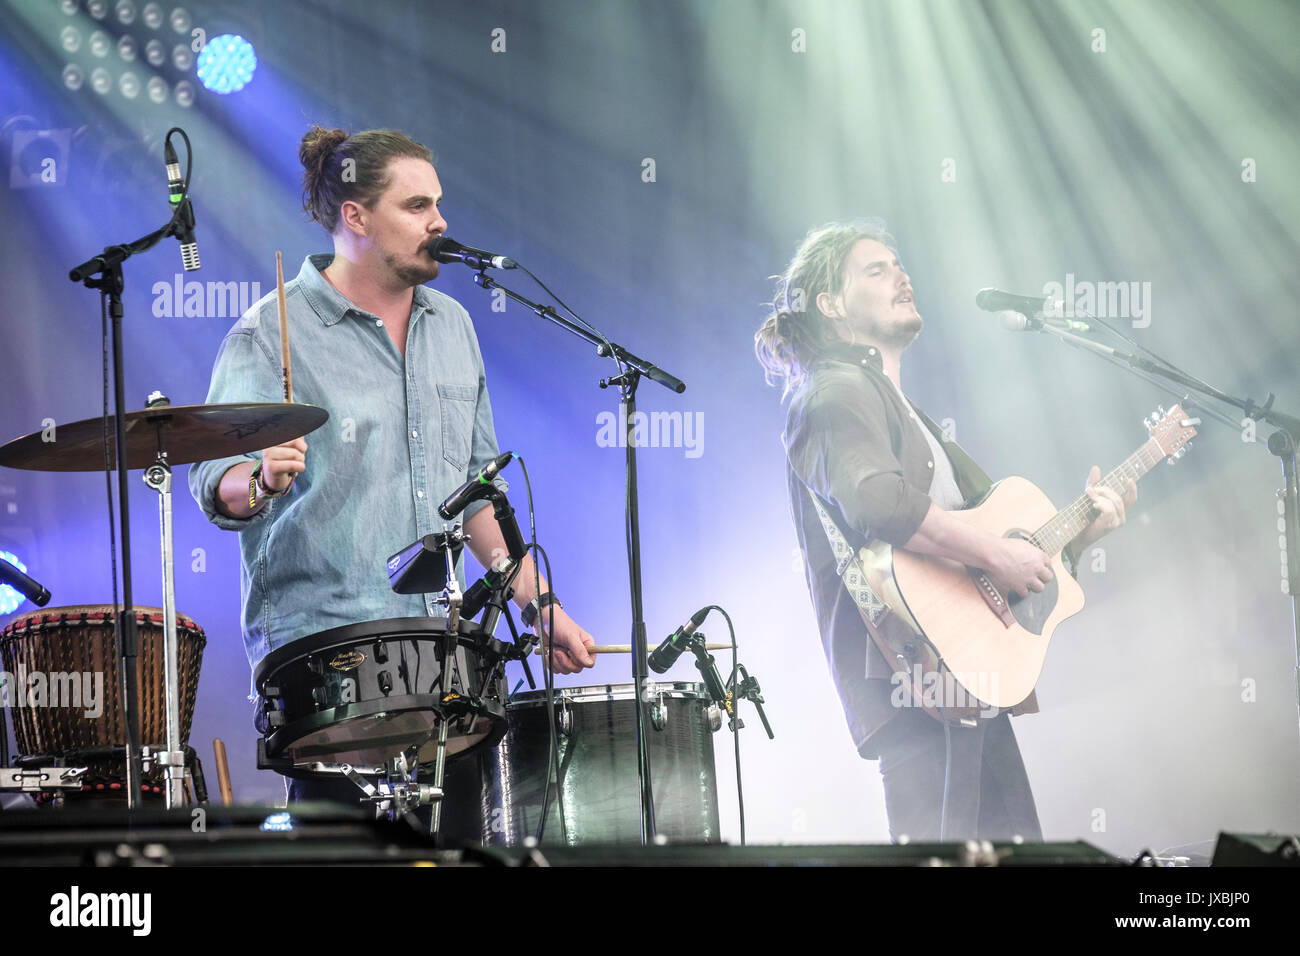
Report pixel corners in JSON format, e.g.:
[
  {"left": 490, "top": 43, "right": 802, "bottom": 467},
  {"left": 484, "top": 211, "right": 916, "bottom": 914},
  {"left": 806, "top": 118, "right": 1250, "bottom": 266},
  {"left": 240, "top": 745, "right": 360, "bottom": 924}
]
[
  {"left": 66, "top": 216, "right": 186, "bottom": 811},
  {"left": 1032, "top": 320, "right": 1300, "bottom": 750},
  {"left": 469, "top": 269, "right": 686, "bottom": 844}
]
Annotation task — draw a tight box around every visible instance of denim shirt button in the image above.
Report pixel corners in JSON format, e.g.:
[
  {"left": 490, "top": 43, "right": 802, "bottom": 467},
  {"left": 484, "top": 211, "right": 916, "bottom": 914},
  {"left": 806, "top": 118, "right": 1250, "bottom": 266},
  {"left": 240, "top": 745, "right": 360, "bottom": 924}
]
[{"left": 416, "top": 489, "right": 425, "bottom": 498}]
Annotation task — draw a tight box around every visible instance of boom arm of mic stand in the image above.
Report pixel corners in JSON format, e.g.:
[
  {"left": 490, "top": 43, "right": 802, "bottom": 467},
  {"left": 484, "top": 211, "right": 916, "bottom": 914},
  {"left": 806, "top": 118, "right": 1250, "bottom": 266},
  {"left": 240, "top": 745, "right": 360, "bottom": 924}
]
[
  {"left": 471, "top": 271, "right": 686, "bottom": 394},
  {"left": 1037, "top": 319, "right": 1300, "bottom": 759}
]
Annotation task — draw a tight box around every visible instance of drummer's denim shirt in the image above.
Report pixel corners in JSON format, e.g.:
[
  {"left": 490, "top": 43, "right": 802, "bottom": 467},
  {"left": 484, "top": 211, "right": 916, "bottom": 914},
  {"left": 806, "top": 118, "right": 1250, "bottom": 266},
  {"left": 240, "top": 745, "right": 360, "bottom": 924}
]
[{"left": 187, "top": 254, "right": 505, "bottom": 673}]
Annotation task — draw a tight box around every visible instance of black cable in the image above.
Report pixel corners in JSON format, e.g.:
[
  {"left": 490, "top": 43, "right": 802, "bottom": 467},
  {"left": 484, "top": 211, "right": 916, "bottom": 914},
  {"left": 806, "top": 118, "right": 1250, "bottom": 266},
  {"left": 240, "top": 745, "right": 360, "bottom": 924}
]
[
  {"left": 514, "top": 456, "right": 568, "bottom": 845},
  {"left": 702, "top": 603, "right": 747, "bottom": 847},
  {"left": 513, "top": 263, "right": 626, "bottom": 381}
]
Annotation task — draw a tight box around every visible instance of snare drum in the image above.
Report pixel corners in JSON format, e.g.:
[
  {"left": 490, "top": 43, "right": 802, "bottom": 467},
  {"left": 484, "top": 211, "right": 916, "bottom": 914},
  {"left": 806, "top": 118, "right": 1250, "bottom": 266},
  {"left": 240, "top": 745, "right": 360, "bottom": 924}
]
[
  {"left": 0, "top": 604, "right": 206, "bottom": 801},
  {"left": 480, "top": 682, "right": 722, "bottom": 845},
  {"left": 255, "top": 617, "right": 506, "bottom": 769}
]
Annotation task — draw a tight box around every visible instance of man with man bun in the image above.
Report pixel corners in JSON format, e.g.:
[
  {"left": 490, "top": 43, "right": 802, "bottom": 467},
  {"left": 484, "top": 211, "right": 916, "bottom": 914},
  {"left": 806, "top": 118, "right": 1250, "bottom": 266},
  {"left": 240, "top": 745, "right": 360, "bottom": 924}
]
[{"left": 189, "top": 126, "right": 596, "bottom": 824}]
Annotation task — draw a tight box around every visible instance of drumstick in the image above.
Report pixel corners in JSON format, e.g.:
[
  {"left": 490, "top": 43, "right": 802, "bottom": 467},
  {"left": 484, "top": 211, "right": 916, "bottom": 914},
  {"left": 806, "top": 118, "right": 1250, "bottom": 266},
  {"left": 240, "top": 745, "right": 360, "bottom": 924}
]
[
  {"left": 276, "top": 250, "right": 292, "bottom": 402},
  {"left": 213, "top": 737, "right": 234, "bottom": 805},
  {"left": 534, "top": 643, "right": 733, "bottom": 655}
]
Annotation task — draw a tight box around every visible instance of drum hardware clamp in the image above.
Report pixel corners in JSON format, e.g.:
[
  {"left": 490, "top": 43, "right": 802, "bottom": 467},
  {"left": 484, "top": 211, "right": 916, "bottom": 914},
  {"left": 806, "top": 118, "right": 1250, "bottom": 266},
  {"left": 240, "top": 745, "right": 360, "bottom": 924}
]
[{"left": 0, "top": 766, "right": 87, "bottom": 793}]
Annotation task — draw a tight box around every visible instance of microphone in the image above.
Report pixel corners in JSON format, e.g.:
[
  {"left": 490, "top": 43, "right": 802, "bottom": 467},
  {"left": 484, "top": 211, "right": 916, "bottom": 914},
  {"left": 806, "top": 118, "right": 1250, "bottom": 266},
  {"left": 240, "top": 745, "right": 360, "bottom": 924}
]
[
  {"left": 165, "top": 138, "right": 200, "bottom": 272},
  {"left": 427, "top": 236, "right": 517, "bottom": 270},
  {"left": 0, "top": 557, "right": 51, "bottom": 607},
  {"left": 438, "top": 451, "right": 515, "bottom": 520},
  {"left": 975, "top": 287, "right": 1058, "bottom": 315},
  {"left": 648, "top": 607, "right": 710, "bottom": 674},
  {"left": 998, "top": 312, "right": 1092, "bottom": 333}
]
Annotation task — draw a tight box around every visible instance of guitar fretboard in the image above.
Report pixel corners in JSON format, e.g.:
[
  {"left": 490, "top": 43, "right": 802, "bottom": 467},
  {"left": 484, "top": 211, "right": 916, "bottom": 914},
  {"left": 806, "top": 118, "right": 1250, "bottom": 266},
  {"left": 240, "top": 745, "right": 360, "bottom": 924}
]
[{"left": 1029, "top": 438, "right": 1164, "bottom": 556}]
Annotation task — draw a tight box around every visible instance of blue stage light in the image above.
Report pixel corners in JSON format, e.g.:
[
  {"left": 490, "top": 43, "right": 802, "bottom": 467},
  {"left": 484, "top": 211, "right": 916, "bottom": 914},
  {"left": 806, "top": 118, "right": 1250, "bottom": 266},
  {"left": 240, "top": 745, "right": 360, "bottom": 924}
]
[
  {"left": 196, "top": 34, "right": 257, "bottom": 94},
  {"left": 0, "top": 551, "right": 29, "bottom": 615}
]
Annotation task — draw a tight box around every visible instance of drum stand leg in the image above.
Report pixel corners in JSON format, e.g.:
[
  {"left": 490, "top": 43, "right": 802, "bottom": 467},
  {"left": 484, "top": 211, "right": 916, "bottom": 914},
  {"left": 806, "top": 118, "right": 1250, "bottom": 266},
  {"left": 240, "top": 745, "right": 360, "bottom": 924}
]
[
  {"left": 426, "top": 649, "right": 454, "bottom": 839},
  {"left": 142, "top": 416, "right": 186, "bottom": 811}
]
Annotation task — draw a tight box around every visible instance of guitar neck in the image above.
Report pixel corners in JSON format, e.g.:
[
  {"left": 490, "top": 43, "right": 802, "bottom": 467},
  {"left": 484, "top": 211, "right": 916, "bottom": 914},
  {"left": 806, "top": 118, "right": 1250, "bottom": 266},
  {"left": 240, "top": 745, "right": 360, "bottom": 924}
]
[{"left": 1029, "top": 439, "right": 1165, "bottom": 556}]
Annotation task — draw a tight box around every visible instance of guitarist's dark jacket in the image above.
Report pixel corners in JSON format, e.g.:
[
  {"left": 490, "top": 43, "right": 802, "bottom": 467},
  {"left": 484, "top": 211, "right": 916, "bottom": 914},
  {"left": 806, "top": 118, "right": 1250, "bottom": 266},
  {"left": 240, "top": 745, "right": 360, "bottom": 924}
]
[{"left": 784, "top": 343, "right": 1044, "bottom": 758}]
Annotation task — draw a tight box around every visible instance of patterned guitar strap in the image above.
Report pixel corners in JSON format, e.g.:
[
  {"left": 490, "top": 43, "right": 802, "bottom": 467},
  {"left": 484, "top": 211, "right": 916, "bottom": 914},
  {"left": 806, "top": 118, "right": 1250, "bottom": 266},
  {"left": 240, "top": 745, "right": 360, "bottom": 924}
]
[
  {"left": 808, "top": 491, "right": 890, "bottom": 628},
  {"left": 807, "top": 487, "right": 1036, "bottom": 723}
]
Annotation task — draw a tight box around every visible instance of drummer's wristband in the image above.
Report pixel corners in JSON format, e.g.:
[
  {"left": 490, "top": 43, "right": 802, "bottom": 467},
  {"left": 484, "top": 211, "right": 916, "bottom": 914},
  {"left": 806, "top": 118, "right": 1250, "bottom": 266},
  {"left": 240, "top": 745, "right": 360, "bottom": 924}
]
[
  {"left": 249, "top": 460, "right": 294, "bottom": 509},
  {"left": 521, "top": 592, "right": 562, "bottom": 628}
]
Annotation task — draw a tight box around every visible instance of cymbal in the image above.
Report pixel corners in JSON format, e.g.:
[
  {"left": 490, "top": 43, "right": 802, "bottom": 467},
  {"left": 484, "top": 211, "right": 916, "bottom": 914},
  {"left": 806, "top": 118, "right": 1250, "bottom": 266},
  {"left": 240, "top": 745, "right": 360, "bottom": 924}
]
[{"left": 0, "top": 402, "right": 329, "bottom": 472}]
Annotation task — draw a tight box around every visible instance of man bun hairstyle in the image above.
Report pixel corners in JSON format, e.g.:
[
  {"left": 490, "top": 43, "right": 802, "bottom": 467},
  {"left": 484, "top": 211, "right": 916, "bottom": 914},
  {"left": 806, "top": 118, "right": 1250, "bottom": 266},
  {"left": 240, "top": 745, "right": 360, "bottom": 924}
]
[{"left": 299, "top": 125, "right": 434, "bottom": 233}]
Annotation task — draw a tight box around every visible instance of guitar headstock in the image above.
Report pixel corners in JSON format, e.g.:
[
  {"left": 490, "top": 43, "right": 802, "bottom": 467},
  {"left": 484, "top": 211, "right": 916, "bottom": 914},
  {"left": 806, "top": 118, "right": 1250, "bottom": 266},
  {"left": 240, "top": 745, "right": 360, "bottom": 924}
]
[{"left": 1144, "top": 403, "right": 1198, "bottom": 462}]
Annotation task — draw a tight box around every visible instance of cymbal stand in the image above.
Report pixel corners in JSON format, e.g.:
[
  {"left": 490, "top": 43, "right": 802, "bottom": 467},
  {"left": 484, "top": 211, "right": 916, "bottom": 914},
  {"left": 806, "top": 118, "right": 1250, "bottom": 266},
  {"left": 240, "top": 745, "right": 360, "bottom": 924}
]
[{"left": 139, "top": 392, "right": 186, "bottom": 808}]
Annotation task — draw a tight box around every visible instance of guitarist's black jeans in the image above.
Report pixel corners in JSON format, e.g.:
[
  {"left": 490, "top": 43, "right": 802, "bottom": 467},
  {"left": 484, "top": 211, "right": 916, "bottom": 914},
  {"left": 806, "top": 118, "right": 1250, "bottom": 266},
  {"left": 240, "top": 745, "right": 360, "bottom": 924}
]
[{"left": 874, "top": 708, "right": 1042, "bottom": 842}]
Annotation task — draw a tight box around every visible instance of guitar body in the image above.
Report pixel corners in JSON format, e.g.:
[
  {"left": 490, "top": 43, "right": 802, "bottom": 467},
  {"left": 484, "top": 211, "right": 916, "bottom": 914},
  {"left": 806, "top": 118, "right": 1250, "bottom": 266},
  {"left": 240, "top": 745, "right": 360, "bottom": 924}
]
[{"left": 860, "top": 476, "right": 1085, "bottom": 721}]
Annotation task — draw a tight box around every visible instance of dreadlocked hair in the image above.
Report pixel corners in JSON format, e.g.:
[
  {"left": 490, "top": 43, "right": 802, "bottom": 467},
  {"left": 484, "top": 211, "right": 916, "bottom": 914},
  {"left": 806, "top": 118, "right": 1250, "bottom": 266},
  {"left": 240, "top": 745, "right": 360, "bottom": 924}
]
[{"left": 754, "top": 220, "right": 896, "bottom": 398}]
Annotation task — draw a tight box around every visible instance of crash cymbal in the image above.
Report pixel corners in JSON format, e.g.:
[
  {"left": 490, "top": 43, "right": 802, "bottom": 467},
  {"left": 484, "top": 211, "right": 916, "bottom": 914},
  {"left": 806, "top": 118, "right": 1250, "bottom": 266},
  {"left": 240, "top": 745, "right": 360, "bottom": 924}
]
[{"left": 0, "top": 402, "right": 329, "bottom": 472}]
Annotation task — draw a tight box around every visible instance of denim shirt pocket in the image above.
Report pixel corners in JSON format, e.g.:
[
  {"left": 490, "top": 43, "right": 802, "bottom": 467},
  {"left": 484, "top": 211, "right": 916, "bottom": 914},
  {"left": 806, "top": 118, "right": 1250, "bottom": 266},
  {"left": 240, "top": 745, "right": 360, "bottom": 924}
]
[{"left": 437, "top": 382, "right": 477, "bottom": 471}]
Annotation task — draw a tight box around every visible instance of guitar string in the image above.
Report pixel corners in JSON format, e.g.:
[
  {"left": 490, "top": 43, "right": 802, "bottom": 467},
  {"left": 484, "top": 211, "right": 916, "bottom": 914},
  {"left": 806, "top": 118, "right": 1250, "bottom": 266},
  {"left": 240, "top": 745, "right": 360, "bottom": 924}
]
[{"left": 1028, "top": 440, "right": 1161, "bottom": 554}]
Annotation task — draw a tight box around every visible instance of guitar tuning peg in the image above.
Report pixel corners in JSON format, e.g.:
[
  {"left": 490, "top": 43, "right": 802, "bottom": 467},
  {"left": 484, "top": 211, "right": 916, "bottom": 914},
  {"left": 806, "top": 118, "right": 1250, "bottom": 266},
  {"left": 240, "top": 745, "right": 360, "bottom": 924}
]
[
  {"left": 1157, "top": 405, "right": 1166, "bottom": 416},
  {"left": 1184, "top": 441, "right": 1193, "bottom": 451},
  {"left": 1144, "top": 417, "right": 1154, "bottom": 430}
]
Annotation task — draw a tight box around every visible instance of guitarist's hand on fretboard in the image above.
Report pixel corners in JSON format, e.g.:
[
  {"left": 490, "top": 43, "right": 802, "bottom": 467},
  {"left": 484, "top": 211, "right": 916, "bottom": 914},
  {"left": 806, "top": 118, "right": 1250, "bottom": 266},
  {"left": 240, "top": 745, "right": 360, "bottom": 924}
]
[{"left": 1073, "top": 464, "right": 1138, "bottom": 553}]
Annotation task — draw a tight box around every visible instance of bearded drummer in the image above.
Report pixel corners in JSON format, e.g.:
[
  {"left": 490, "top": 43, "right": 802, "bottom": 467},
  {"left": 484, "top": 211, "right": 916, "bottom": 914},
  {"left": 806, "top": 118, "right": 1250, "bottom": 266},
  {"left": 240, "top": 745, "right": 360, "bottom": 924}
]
[{"left": 187, "top": 125, "right": 597, "bottom": 827}]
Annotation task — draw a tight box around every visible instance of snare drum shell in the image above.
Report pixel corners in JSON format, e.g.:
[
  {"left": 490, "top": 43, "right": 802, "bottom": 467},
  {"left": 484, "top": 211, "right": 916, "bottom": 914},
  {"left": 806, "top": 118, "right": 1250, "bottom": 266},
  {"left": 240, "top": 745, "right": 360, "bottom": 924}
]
[
  {"left": 255, "top": 617, "right": 506, "bottom": 768},
  {"left": 480, "top": 682, "right": 721, "bottom": 846}
]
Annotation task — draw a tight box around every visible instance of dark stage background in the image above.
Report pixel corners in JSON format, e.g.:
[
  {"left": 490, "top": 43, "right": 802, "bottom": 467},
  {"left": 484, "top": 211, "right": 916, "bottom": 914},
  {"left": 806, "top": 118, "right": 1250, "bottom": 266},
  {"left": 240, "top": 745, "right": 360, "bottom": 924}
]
[{"left": 1, "top": 0, "right": 1297, "bottom": 854}]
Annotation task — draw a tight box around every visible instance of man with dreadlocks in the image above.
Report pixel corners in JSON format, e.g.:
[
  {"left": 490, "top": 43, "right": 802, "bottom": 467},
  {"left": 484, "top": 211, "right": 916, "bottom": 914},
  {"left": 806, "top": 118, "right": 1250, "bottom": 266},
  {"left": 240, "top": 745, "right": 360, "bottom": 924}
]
[{"left": 755, "top": 222, "right": 1135, "bottom": 842}]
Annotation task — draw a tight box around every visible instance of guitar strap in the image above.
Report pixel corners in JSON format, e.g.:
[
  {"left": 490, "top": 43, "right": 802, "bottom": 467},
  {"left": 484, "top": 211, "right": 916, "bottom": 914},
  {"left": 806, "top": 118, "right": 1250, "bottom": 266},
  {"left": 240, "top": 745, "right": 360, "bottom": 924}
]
[
  {"left": 809, "top": 489, "right": 1005, "bottom": 725},
  {"left": 808, "top": 492, "right": 891, "bottom": 628}
]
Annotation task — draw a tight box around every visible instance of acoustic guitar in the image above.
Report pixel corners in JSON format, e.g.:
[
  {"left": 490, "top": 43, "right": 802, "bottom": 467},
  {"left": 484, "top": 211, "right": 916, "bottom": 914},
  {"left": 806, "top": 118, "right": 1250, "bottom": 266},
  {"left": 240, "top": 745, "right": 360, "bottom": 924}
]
[{"left": 855, "top": 404, "right": 1198, "bottom": 725}]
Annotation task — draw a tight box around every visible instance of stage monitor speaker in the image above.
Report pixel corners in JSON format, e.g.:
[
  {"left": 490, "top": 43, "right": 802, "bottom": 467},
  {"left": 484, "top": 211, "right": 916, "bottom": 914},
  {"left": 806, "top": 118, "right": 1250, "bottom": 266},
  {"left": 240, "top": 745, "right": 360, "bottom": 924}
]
[{"left": 1211, "top": 832, "right": 1300, "bottom": 866}]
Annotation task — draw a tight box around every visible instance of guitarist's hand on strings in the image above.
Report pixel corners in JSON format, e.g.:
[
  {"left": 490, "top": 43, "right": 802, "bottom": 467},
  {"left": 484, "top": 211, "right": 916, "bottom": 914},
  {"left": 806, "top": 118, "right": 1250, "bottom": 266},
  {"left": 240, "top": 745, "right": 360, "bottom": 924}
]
[{"left": 983, "top": 536, "right": 1055, "bottom": 599}]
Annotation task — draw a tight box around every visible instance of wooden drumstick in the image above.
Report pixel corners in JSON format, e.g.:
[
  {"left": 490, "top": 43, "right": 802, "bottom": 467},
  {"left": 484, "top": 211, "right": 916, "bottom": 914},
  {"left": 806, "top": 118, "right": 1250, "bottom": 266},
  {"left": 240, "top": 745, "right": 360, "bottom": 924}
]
[
  {"left": 213, "top": 737, "right": 234, "bottom": 805},
  {"left": 534, "top": 643, "right": 732, "bottom": 655},
  {"left": 276, "top": 250, "right": 292, "bottom": 402}
]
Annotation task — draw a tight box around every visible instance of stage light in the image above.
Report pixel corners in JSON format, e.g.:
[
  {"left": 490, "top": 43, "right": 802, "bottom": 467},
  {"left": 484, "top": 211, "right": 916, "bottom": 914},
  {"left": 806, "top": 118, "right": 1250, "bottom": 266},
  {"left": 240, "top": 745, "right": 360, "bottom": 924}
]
[
  {"left": 144, "top": 37, "right": 164, "bottom": 66},
  {"left": 169, "top": 6, "right": 191, "bottom": 34},
  {"left": 117, "top": 34, "right": 137, "bottom": 61},
  {"left": 90, "top": 67, "right": 111, "bottom": 95},
  {"left": 62, "top": 63, "right": 85, "bottom": 91},
  {"left": 88, "top": 29, "right": 110, "bottom": 58},
  {"left": 59, "top": 25, "right": 80, "bottom": 53},
  {"left": 172, "top": 42, "right": 193, "bottom": 71},
  {"left": 119, "top": 71, "right": 140, "bottom": 99},
  {"left": 87, "top": 0, "right": 108, "bottom": 20},
  {"left": 115, "top": 0, "right": 136, "bottom": 25},
  {"left": 174, "top": 79, "right": 194, "bottom": 108},
  {"left": 196, "top": 34, "right": 257, "bottom": 94},
  {"left": 59, "top": 0, "right": 79, "bottom": 14},
  {"left": 0, "top": 552, "right": 30, "bottom": 615},
  {"left": 9, "top": 129, "right": 70, "bottom": 190},
  {"left": 147, "top": 75, "right": 168, "bottom": 103}
]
